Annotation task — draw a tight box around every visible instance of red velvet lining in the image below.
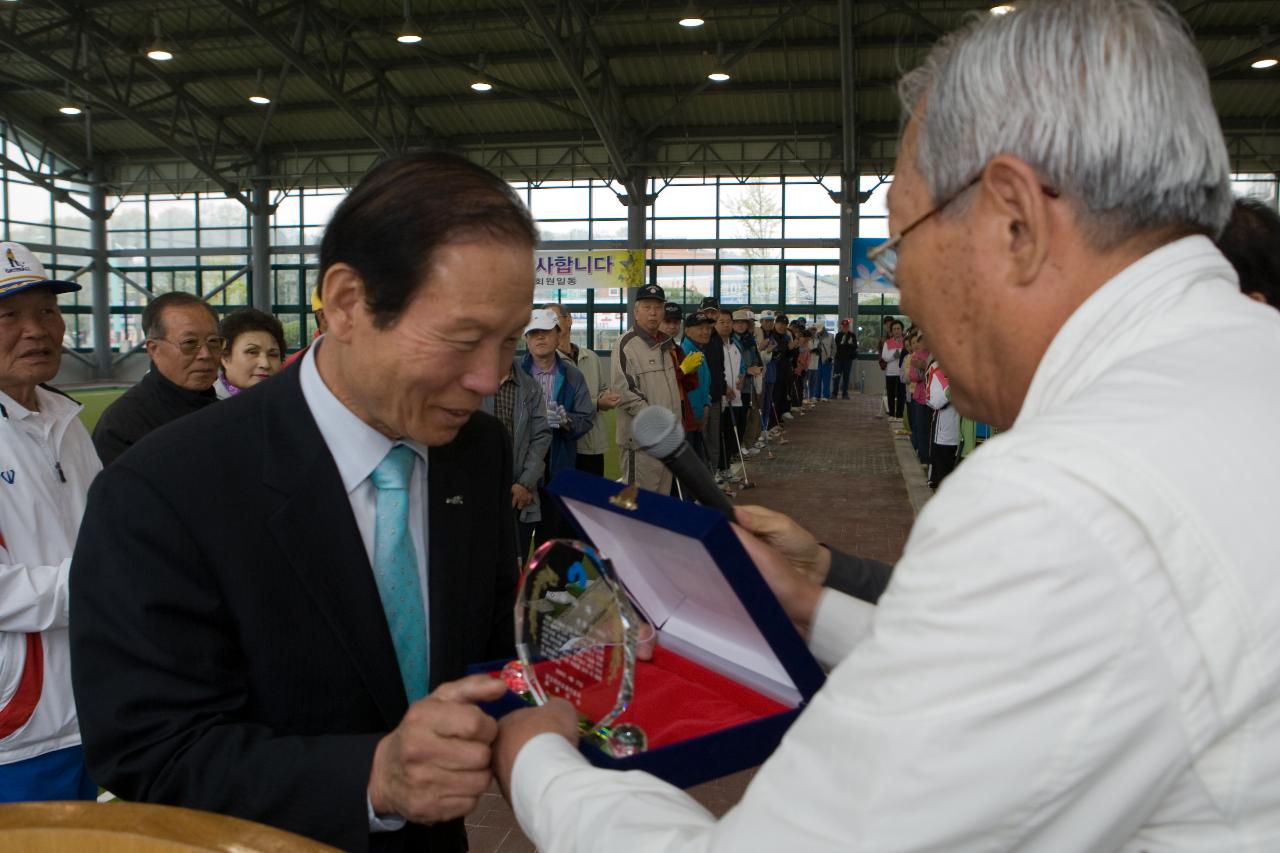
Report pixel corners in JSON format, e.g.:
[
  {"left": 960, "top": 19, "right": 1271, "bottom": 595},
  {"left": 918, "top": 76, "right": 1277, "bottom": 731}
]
[{"left": 506, "top": 645, "right": 790, "bottom": 750}]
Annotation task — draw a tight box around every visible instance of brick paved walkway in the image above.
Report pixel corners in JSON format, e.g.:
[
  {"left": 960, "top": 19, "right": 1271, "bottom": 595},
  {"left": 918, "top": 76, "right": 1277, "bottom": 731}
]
[{"left": 465, "top": 393, "right": 918, "bottom": 852}]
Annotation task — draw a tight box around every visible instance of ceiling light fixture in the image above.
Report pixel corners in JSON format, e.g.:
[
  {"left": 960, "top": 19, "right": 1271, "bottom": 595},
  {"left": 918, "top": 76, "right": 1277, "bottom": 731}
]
[
  {"left": 248, "top": 69, "right": 271, "bottom": 105},
  {"left": 990, "top": 4, "right": 1015, "bottom": 14},
  {"left": 471, "top": 52, "right": 493, "bottom": 91},
  {"left": 1251, "top": 58, "right": 1278, "bottom": 69},
  {"left": 707, "top": 42, "right": 730, "bottom": 82},
  {"left": 58, "top": 82, "right": 82, "bottom": 115},
  {"left": 678, "top": 3, "right": 704, "bottom": 27},
  {"left": 397, "top": 0, "right": 423, "bottom": 44},
  {"left": 145, "top": 20, "right": 175, "bottom": 61}
]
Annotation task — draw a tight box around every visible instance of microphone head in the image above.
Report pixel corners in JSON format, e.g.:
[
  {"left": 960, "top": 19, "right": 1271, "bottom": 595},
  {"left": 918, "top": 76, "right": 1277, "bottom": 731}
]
[{"left": 632, "top": 405, "right": 684, "bottom": 460}]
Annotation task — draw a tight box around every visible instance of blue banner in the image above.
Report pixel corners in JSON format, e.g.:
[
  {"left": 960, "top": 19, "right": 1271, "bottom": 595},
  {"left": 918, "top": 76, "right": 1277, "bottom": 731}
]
[{"left": 852, "top": 237, "right": 898, "bottom": 294}]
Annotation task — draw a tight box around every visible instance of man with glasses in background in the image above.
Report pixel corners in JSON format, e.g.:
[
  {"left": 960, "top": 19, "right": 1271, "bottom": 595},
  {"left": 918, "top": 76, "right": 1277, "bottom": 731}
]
[{"left": 91, "top": 292, "right": 222, "bottom": 466}]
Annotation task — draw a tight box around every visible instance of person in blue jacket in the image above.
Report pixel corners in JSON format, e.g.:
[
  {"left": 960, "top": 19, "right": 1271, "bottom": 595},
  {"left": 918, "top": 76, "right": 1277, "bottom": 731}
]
[{"left": 521, "top": 308, "right": 594, "bottom": 546}]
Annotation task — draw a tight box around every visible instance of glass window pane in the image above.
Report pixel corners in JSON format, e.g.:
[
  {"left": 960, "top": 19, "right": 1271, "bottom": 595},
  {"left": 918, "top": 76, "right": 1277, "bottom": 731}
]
[
  {"left": 686, "top": 266, "right": 712, "bottom": 304},
  {"left": 784, "top": 182, "right": 837, "bottom": 217},
  {"left": 593, "top": 312, "right": 626, "bottom": 353},
  {"left": 785, "top": 265, "right": 816, "bottom": 304},
  {"left": 784, "top": 217, "right": 839, "bottom": 239},
  {"left": 720, "top": 217, "right": 781, "bottom": 241},
  {"left": 653, "top": 183, "right": 716, "bottom": 219},
  {"left": 749, "top": 265, "right": 780, "bottom": 304},
  {"left": 719, "top": 181, "right": 781, "bottom": 219},
  {"left": 538, "top": 221, "right": 590, "bottom": 241},
  {"left": 8, "top": 180, "right": 52, "bottom": 224},
  {"left": 591, "top": 185, "right": 625, "bottom": 217},
  {"left": 653, "top": 218, "right": 716, "bottom": 240},
  {"left": 720, "top": 265, "right": 749, "bottom": 304},
  {"left": 149, "top": 197, "right": 196, "bottom": 229},
  {"left": 530, "top": 186, "right": 589, "bottom": 221},
  {"left": 815, "top": 265, "right": 840, "bottom": 303},
  {"left": 10, "top": 223, "right": 51, "bottom": 243},
  {"left": 200, "top": 196, "right": 248, "bottom": 228},
  {"left": 591, "top": 220, "right": 627, "bottom": 240}
]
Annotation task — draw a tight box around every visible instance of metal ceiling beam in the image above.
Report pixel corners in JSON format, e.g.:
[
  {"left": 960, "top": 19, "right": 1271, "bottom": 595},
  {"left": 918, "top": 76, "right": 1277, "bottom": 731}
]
[
  {"left": 308, "top": 4, "right": 437, "bottom": 148},
  {"left": 0, "top": 18, "right": 249, "bottom": 204},
  {"left": 641, "top": 0, "right": 817, "bottom": 136},
  {"left": 0, "top": 93, "right": 89, "bottom": 171},
  {"left": 45, "top": 77, "right": 881, "bottom": 128},
  {"left": 212, "top": 0, "right": 399, "bottom": 155},
  {"left": 518, "top": 0, "right": 647, "bottom": 196},
  {"left": 44, "top": 0, "right": 258, "bottom": 158}
]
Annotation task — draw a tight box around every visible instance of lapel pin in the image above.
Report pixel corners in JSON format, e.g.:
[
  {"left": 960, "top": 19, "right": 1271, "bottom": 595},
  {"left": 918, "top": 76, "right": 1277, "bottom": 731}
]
[{"left": 445, "top": 495, "right": 464, "bottom": 505}]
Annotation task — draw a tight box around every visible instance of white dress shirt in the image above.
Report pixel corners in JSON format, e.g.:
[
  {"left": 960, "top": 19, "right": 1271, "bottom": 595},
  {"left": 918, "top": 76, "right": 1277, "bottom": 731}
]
[
  {"left": 509, "top": 236, "right": 1280, "bottom": 852},
  {"left": 299, "top": 341, "right": 430, "bottom": 832}
]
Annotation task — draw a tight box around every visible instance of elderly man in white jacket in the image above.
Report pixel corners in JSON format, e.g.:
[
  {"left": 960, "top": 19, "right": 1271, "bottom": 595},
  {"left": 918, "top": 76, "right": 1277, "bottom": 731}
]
[
  {"left": 0, "top": 242, "right": 101, "bottom": 801},
  {"left": 490, "top": 2, "right": 1280, "bottom": 851}
]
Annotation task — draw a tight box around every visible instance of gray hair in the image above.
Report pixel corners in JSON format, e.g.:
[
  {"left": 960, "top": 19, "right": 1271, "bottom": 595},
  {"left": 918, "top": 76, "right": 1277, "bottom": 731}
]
[{"left": 899, "top": 0, "right": 1232, "bottom": 248}]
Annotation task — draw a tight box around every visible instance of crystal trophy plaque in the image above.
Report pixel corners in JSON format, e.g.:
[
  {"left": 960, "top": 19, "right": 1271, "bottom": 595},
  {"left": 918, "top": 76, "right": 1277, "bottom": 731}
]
[{"left": 508, "top": 539, "right": 651, "bottom": 756}]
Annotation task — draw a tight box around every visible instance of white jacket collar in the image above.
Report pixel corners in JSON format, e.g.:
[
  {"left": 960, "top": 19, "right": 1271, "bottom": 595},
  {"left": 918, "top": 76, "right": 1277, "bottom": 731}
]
[{"left": 1016, "top": 235, "right": 1237, "bottom": 426}]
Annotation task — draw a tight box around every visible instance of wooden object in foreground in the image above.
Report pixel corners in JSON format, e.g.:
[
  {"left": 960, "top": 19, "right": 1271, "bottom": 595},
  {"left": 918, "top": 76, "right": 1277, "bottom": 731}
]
[{"left": 0, "top": 801, "right": 340, "bottom": 852}]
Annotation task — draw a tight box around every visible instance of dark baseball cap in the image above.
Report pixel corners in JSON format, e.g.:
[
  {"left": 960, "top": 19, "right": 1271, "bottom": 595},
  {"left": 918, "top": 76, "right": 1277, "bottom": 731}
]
[
  {"left": 636, "top": 283, "right": 666, "bottom": 303},
  {"left": 699, "top": 297, "right": 719, "bottom": 312},
  {"left": 684, "top": 311, "right": 711, "bottom": 327},
  {"left": 663, "top": 301, "right": 682, "bottom": 320}
]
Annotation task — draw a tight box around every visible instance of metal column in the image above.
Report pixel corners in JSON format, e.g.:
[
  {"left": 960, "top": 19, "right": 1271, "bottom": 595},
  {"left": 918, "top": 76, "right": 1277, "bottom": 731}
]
[
  {"left": 250, "top": 159, "right": 272, "bottom": 314},
  {"left": 836, "top": 0, "right": 858, "bottom": 323},
  {"left": 624, "top": 167, "right": 650, "bottom": 312},
  {"left": 89, "top": 161, "right": 111, "bottom": 378}
]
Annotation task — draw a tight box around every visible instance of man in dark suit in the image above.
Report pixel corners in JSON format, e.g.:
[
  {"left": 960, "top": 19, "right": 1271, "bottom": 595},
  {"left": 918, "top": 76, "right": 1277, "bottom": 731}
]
[{"left": 69, "top": 153, "right": 538, "bottom": 852}]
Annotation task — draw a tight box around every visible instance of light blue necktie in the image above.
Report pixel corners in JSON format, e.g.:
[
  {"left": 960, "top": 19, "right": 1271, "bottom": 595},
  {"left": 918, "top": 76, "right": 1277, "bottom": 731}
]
[{"left": 370, "top": 444, "right": 429, "bottom": 704}]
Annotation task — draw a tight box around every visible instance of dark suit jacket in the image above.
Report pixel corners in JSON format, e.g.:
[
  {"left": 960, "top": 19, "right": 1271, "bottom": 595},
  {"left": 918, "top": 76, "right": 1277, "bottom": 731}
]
[{"left": 69, "top": 364, "right": 518, "bottom": 853}]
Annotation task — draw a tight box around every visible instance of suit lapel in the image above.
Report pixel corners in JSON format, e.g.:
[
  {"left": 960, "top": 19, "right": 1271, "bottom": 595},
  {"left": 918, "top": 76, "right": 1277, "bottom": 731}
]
[
  {"left": 262, "top": 367, "right": 407, "bottom": 727},
  {"left": 427, "top": 440, "right": 475, "bottom": 688}
]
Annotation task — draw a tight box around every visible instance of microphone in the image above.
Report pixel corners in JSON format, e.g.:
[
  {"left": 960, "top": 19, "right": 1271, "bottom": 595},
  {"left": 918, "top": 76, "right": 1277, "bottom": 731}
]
[{"left": 632, "top": 405, "right": 735, "bottom": 519}]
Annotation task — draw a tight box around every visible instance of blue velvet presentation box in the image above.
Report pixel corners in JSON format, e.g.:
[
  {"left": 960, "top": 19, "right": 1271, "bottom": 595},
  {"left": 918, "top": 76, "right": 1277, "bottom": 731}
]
[{"left": 475, "top": 468, "right": 826, "bottom": 789}]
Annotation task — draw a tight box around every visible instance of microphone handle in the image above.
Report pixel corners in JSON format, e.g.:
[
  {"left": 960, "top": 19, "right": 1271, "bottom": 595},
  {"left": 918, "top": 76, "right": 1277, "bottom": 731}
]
[{"left": 660, "top": 441, "right": 736, "bottom": 520}]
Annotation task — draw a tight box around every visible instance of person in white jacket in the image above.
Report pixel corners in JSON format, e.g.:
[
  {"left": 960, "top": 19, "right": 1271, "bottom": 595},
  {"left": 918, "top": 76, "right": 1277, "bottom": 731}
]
[
  {"left": 0, "top": 242, "right": 101, "bottom": 801},
  {"left": 489, "top": 2, "right": 1280, "bottom": 851}
]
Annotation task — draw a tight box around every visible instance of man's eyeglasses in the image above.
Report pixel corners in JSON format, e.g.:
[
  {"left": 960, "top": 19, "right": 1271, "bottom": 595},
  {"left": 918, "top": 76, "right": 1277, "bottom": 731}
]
[
  {"left": 152, "top": 335, "right": 227, "bottom": 356},
  {"left": 866, "top": 174, "right": 1060, "bottom": 287}
]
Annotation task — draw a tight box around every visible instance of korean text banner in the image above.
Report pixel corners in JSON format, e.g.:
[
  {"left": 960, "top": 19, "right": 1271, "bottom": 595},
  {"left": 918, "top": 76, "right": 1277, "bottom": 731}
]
[{"left": 535, "top": 250, "right": 646, "bottom": 295}]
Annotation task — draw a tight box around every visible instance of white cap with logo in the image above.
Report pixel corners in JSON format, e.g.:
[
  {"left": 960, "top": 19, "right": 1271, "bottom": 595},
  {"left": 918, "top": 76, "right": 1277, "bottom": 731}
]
[
  {"left": 524, "top": 307, "right": 561, "bottom": 335},
  {"left": 0, "top": 242, "right": 82, "bottom": 299}
]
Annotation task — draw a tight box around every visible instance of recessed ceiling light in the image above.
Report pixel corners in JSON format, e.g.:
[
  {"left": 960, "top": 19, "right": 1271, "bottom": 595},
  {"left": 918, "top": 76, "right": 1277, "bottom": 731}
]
[
  {"left": 707, "top": 71, "right": 730, "bottom": 82},
  {"left": 990, "top": 4, "right": 1015, "bottom": 14},
  {"left": 58, "top": 105, "right": 82, "bottom": 116},
  {"left": 248, "top": 94, "right": 271, "bottom": 105},
  {"left": 678, "top": 16, "right": 704, "bottom": 27},
  {"left": 471, "top": 80, "right": 493, "bottom": 92},
  {"left": 1251, "top": 58, "right": 1278, "bottom": 69}
]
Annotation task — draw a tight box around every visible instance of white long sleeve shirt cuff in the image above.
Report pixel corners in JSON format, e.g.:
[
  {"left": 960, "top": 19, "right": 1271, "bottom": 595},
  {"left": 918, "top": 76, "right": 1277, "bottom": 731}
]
[
  {"left": 512, "top": 733, "right": 716, "bottom": 852},
  {"left": 807, "top": 588, "right": 876, "bottom": 669},
  {"left": 0, "top": 556, "right": 72, "bottom": 632},
  {"left": 366, "top": 793, "right": 407, "bottom": 832}
]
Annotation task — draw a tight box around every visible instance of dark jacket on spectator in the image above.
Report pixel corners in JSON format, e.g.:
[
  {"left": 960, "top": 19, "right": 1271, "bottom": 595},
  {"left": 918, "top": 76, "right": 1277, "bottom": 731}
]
[
  {"left": 835, "top": 330, "right": 858, "bottom": 361},
  {"left": 92, "top": 366, "right": 218, "bottom": 466}
]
